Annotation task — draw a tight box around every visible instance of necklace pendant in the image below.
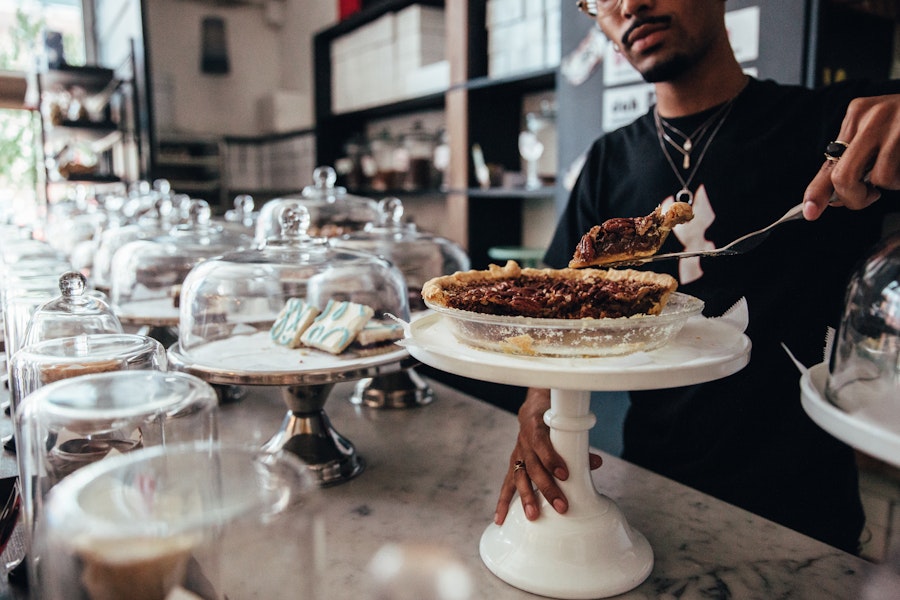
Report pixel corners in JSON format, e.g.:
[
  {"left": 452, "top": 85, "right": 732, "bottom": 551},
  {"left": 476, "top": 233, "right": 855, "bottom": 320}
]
[
  {"left": 682, "top": 154, "right": 690, "bottom": 169},
  {"left": 675, "top": 188, "right": 693, "bottom": 204},
  {"left": 683, "top": 139, "right": 692, "bottom": 152}
]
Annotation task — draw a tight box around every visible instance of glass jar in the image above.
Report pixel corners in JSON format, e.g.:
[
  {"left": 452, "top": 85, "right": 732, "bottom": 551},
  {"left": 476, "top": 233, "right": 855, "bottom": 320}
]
[
  {"left": 17, "top": 370, "right": 219, "bottom": 598},
  {"left": 401, "top": 121, "right": 437, "bottom": 191},
  {"left": 34, "top": 442, "right": 320, "bottom": 600}
]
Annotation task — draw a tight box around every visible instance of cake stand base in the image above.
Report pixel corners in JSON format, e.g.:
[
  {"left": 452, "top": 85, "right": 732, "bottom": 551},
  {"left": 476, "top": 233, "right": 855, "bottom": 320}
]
[
  {"left": 262, "top": 384, "right": 365, "bottom": 486},
  {"left": 263, "top": 408, "right": 365, "bottom": 486},
  {"left": 349, "top": 367, "right": 434, "bottom": 409},
  {"left": 480, "top": 388, "right": 653, "bottom": 599},
  {"left": 480, "top": 495, "right": 652, "bottom": 599}
]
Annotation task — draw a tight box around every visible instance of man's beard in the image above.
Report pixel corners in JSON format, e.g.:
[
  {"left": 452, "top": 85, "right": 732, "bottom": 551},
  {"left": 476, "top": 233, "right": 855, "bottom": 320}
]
[{"left": 638, "top": 52, "right": 694, "bottom": 83}]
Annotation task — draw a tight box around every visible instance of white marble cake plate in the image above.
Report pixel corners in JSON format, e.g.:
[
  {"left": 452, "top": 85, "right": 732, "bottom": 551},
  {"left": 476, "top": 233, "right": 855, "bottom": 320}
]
[
  {"left": 402, "top": 312, "right": 751, "bottom": 391},
  {"left": 115, "top": 298, "right": 180, "bottom": 327},
  {"left": 801, "top": 362, "right": 900, "bottom": 469},
  {"left": 403, "top": 312, "right": 751, "bottom": 599},
  {"left": 168, "top": 331, "right": 411, "bottom": 386}
]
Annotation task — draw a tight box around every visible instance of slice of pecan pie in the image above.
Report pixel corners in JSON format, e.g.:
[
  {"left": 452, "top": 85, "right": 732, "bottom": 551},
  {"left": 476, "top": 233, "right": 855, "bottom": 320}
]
[
  {"left": 569, "top": 202, "right": 694, "bottom": 268},
  {"left": 422, "top": 260, "right": 677, "bottom": 319}
]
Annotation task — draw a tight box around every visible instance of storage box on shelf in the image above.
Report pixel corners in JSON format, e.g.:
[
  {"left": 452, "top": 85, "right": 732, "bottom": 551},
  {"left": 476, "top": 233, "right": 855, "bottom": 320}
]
[
  {"left": 486, "top": 0, "right": 561, "bottom": 79},
  {"left": 330, "top": 3, "right": 447, "bottom": 114}
]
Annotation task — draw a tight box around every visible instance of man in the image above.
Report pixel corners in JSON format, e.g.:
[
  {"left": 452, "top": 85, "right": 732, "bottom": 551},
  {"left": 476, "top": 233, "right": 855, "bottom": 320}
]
[{"left": 495, "top": 0, "right": 900, "bottom": 554}]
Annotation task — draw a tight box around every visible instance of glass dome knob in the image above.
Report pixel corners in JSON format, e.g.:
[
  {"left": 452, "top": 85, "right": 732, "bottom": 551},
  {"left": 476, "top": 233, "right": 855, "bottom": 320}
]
[
  {"left": 189, "top": 200, "right": 212, "bottom": 226},
  {"left": 154, "top": 195, "right": 174, "bottom": 219},
  {"left": 234, "top": 194, "right": 254, "bottom": 214},
  {"left": 377, "top": 197, "right": 405, "bottom": 226},
  {"left": 129, "top": 180, "right": 151, "bottom": 197},
  {"left": 312, "top": 166, "right": 338, "bottom": 190},
  {"left": 153, "top": 178, "right": 172, "bottom": 195},
  {"left": 103, "top": 193, "right": 125, "bottom": 213},
  {"left": 59, "top": 271, "right": 87, "bottom": 299},
  {"left": 279, "top": 205, "right": 311, "bottom": 240}
]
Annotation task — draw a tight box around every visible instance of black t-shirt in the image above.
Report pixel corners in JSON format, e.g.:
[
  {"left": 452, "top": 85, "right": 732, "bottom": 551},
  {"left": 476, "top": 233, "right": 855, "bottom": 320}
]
[{"left": 545, "top": 77, "right": 900, "bottom": 553}]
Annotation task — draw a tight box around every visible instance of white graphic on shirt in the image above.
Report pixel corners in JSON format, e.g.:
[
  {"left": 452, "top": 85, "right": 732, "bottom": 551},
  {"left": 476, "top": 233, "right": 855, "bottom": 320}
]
[{"left": 661, "top": 184, "right": 715, "bottom": 285}]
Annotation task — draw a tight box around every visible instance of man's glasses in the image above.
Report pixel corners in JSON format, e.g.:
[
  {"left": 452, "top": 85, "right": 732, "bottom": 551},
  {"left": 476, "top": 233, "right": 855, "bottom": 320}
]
[
  {"left": 576, "top": 0, "right": 622, "bottom": 17},
  {"left": 576, "top": 0, "right": 598, "bottom": 16}
]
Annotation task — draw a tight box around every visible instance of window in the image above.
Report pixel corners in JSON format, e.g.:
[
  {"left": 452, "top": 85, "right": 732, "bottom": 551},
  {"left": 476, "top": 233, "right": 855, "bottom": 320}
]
[{"left": 0, "top": 0, "right": 85, "bottom": 225}]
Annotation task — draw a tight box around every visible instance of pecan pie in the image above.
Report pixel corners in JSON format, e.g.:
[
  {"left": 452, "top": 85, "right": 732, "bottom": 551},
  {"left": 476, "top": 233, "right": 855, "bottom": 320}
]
[
  {"left": 569, "top": 203, "right": 694, "bottom": 268},
  {"left": 422, "top": 260, "right": 677, "bottom": 319}
]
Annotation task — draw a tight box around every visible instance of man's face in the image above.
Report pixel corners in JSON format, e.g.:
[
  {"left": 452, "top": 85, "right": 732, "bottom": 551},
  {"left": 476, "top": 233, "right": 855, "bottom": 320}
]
[{"left": 595, "top": 0, "right": 726, "bottom": 83}]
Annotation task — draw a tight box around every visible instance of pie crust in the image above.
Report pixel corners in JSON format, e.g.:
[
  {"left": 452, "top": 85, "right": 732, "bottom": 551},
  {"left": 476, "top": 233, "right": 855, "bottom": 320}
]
[
  {"left": 422, "top": 260, "right": 678, "bottom": 319},
  {"left": 569, "top": 202, "right": 694, "bottom": 268}
]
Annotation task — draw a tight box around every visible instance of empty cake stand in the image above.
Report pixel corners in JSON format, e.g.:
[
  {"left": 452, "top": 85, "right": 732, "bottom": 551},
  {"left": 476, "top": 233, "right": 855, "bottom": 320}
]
[
  {"left": 168, "top": 334, "right": 416, "bottom": 486},
  {"left": 402, "top": 313, "right": 750, "bottom": 599}
]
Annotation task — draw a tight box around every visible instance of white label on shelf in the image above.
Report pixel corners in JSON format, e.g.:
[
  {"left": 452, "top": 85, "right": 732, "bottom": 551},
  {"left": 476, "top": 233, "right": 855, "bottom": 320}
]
[
  {"left": 727, "top": 6, "right": 760, "bottom": 64},
  {"left": 602, "top": 82, "right": 655, "bottom": 132}
]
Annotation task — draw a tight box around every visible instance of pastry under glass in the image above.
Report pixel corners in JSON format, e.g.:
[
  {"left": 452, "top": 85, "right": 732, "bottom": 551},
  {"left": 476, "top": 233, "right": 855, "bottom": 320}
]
[{"left": 169, "top": 204, "right": 411, "bottom": 485}]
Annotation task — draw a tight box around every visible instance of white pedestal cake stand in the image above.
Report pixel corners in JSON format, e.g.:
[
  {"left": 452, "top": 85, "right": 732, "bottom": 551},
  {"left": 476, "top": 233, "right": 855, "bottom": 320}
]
[
  {"left": 800, "top": 363, "right": 900, "bottom": 469},
  {"left": 403, "top": 313, "right": 751, "bottom": 599}
]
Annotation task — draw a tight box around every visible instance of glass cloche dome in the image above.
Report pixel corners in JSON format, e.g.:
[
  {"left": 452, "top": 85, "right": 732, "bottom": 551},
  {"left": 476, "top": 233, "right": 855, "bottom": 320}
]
[
  {"left": 176, "top": 204, "right": 409, "bottom": 369},
  {"left": 254, "top": 166, "right": 378, "bottom": 244},
  {"left": 826, "top": 231, "right": 900, "bottom": 413},
  {"left": 22, "top": 271, "right": 123, "bottom": 348},
  {"left": 91, "top": 193, "right": 179, "bottom": 292},
  {"left": 332, "top": 197, "right": 470, "bottom": 312},
  {"left": 109, "top": 200, "right": 253, "bottom": 328}
]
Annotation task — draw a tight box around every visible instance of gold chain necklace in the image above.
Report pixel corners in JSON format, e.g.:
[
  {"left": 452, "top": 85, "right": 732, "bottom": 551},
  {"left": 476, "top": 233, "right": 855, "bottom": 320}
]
[{"left": 654, "top": 98, "right": 736, "bottom": 204}]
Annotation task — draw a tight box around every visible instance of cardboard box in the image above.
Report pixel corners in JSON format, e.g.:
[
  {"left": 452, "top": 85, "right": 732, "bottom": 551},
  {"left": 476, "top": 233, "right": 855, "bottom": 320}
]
[
  {"left": 256, "top": 90, "right": 312, "bottom": 134},
  {"left": 405, "top": 60, "right": 450, "bottom": 97},
  {"left": 396, "top": 4, "right": 445, "bottom": 33}
]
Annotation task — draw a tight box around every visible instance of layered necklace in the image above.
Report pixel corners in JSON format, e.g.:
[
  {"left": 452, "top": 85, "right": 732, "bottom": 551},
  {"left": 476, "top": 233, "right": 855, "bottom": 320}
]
[{"left": 653, "top": 96, "right": 736, "bottom": 205}]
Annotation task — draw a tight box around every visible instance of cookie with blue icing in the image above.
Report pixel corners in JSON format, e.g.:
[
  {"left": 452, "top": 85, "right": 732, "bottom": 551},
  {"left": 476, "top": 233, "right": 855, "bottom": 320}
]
[
  {"left": 354, "top": 321, "right": 404, "bottom": 347},
  {"left": 300, "top": 299, "right": 374, "bottom": 354},
  {"left": 271, "top": 298, "right": 320, "bottom": 348}
]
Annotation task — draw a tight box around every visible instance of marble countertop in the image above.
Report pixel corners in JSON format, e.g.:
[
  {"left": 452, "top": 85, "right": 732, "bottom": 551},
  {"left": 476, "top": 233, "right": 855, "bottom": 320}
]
[
  {"left": 220, "top": 377, "right": 893, "bottom": 599},
  {"left": 2, "top": 374, "right": 898, "bottom": 599}
]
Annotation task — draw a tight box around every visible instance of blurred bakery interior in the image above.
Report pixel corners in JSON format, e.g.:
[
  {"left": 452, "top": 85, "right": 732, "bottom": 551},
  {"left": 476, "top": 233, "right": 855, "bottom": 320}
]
[{"left": 0, "top": 0, "right": 899, "bottom": 597}]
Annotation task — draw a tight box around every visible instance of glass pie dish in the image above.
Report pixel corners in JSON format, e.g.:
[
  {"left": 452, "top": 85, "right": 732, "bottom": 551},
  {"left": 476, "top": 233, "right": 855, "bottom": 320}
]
[{"left": 423, "top": 292, "right": 705, "bottom": 357}]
